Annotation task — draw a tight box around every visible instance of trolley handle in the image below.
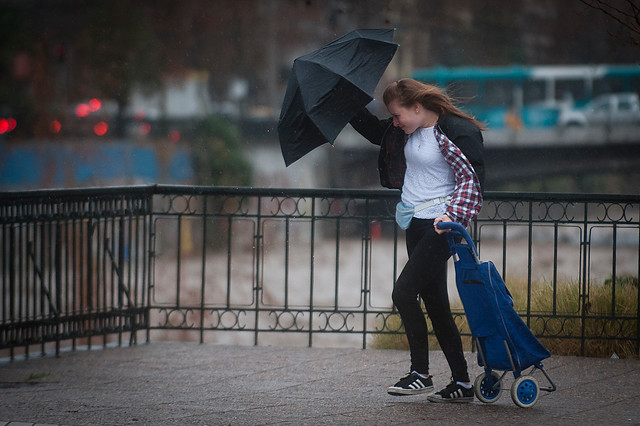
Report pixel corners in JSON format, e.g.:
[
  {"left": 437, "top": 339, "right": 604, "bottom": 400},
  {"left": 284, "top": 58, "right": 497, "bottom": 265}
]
[{"left": 436, "top": 221, "right": 481, "bottom": 264}]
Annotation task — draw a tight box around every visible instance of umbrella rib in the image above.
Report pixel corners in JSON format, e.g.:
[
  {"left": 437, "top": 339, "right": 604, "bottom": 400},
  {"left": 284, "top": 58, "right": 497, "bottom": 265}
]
[
  {"left": 295, "top": 60, "right": 373, "bottom": 100},
  {"left": 297, "top": 42, "right": 397, "bottom": 95}
]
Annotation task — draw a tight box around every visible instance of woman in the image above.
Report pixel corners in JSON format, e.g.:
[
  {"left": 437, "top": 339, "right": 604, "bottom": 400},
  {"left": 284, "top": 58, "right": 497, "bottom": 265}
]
[{"left": 350, "top": 79, "right": 484, "bottom": 402}]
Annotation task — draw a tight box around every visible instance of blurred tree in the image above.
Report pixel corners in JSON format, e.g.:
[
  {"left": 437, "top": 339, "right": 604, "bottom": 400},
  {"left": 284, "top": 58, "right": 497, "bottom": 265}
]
[
  {"left": 579, "top": 0, "right": 640, "bottom": 46},
  {"left": 73, "top": 1, "right": 162, "bottom": 137},
  {"left": 192, "top": 116, "right": 252, "bottom": 186},
  {"left": 191, "top": 116, "right": 253, "bottom": 250},
  {"left": 0, "top": 4, "right": 34, "bottom": 138}
]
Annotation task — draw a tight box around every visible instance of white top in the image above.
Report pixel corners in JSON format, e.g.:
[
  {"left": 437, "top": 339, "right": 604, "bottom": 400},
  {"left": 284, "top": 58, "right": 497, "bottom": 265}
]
[{"left": 401, "top": 126, "right": 456, "bottom": 219}]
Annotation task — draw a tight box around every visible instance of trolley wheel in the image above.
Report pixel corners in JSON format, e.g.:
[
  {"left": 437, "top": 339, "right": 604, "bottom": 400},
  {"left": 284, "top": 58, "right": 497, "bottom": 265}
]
[
  {"left": 474, "top": 371, "right": 503, "bottom": 403},
  {"left": 511, "top": 375, "right": 540, "bottom": 408}
]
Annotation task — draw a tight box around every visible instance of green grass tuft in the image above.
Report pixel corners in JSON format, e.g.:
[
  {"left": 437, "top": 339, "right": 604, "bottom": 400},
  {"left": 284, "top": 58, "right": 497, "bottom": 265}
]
[{"left": 28, "top": 372, "right": 51, "bottom": 380}]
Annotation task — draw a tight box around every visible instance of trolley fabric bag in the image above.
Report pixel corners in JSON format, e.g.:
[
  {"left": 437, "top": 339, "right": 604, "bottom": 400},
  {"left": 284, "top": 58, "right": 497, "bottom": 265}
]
[
  {"left": 457, "top": 253, "right": 550, "bottom": 371},
  {"left": 437, "top": 221, "right": 556, "bottom": 408}
]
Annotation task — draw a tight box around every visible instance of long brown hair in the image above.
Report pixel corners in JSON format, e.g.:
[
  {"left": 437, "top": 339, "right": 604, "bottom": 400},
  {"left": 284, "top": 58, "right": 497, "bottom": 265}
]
[{"left": 383, "top": 78, "right": 486, "bottom": 130}]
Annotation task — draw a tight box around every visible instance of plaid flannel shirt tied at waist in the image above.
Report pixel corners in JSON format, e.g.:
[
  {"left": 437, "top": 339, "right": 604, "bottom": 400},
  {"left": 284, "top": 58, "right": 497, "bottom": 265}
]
[{"left": 433, "top": 127, "right": 483, "bottom": 228}]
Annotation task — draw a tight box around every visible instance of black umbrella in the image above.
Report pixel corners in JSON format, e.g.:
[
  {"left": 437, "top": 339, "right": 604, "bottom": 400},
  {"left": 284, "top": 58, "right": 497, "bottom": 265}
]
[{"left": 278, "top": 28, "right": 398, "bottom": 166}]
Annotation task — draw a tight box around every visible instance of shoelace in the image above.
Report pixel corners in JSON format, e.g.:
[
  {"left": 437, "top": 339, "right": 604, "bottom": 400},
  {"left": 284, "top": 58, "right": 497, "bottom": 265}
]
[{"left": 407, "top": 371, "right": 432, "bottom": 379}]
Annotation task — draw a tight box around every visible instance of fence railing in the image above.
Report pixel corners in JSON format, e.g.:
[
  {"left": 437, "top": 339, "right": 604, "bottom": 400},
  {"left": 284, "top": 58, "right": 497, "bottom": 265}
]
[{"left": 1, "top": 185, "right": 639, "bottom": 359}]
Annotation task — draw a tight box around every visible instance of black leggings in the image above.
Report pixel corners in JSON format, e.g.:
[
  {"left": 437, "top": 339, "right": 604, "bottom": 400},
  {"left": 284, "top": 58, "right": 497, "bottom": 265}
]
[{"left": 392, "top": 218, "right": 470, "bottom": 383}]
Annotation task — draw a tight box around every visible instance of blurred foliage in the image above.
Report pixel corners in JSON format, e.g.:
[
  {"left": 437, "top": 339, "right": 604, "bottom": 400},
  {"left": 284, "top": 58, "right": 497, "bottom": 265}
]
[
  {"left": 192, "top": 116, "right": 252, "bottom": 186},
  {"left": 0, "top": 4, "right": 33, "bottom": 137},
  {"left": 74, "top": 2, "right": 162, "bottom": 136},
  {"left": 579, "top": 0, "right": 640, "bottom": 47}
]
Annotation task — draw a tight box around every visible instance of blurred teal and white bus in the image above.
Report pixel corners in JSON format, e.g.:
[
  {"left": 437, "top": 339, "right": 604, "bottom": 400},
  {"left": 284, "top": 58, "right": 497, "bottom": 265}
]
[{"left": 413, "top": 64, "right": 640, "bottom": 129}]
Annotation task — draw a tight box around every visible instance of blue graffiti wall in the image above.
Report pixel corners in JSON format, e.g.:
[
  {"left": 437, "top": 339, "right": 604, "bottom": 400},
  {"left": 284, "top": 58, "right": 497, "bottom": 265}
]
[{"left": 0, "top": 140, "right": 194, "bottom": 190}]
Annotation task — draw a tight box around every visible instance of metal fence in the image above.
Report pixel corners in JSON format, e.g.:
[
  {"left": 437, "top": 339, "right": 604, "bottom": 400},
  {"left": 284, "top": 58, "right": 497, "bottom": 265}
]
[
  {"left": 1, "top": 185, "right": 639, "bottom": 359},
  {"left": 1, "top": 187, "right": 153, "bottom": 359}
]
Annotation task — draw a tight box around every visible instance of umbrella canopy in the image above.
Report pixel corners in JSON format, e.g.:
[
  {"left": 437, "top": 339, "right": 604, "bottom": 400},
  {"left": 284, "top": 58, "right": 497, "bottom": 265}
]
[{"left": 278, "top": 28, "right": 398, "bottom": 166}]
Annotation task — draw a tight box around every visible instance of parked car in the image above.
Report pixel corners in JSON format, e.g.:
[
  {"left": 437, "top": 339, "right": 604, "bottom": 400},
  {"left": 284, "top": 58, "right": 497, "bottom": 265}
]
[{"left": 558, "top": 93, "right": 640, "bottom": 126}]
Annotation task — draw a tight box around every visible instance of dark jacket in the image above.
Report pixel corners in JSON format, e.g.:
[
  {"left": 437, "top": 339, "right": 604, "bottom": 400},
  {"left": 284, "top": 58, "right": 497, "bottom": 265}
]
[{"left": 350, "top": 108, "right": 485, "bottom": 191}]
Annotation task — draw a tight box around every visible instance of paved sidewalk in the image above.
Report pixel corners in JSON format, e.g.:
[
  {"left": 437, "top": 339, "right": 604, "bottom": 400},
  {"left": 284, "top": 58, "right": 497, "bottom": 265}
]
[{"left": 1, "top": 342, "right": 639, "bottom": 425}]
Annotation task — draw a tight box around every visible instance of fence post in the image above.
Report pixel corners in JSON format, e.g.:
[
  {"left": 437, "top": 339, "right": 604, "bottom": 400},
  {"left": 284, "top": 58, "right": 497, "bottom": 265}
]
[
  {"left": 253, "top": 196, "right": 263, "bottom": 346},
  {"left": 580, "top": 202, "right": 590, "bottom": 357},
  {"left": 637, "top": 226, "right": 640, "bottom": 357},
  {"left": 362, "top": 199, "right": 371, "bottom": 349},
  {"left": 55, "top": 221, "right": 62, "bottom": 357},
  {"left": 199, "top": 195, "right": 208, "bottom": 344},
  {"left": 308, "top": 196, "right": 316, "bottom": 348}
]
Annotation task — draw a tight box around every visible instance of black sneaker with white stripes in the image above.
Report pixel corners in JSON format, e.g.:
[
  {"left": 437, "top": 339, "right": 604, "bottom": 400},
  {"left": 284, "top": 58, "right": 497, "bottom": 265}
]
[
  {"left": 427, "top": 381, "right": 474, "bottom": 403},
  {"left": 387, "top": 372, "right": 434, "bottom": 395}
]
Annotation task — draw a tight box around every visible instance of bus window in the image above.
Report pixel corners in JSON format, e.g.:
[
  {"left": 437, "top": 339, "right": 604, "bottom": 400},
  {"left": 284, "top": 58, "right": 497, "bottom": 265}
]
[
  {"left": 523, "top": 80, "right": 545, "bottom": 105},
  {"left": 485, "top": 80, "right": 515, "bottom": 106},
  {"left": 594, "top": 77, "right": 626, "bottom": 96},
  {"left": 555, "top": 79, "right": 587, "bottom": 105}
]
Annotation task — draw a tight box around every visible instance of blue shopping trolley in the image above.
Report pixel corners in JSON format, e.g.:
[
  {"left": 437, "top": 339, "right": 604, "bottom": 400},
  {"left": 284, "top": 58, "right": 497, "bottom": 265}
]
[{"left": 437, "top": 222, "right": 557, "bottom": 408}]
